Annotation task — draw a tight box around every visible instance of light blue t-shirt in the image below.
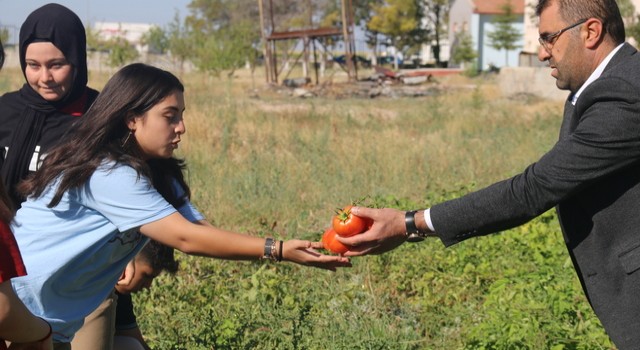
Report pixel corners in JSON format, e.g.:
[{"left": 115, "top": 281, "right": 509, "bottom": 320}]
[{"left": 10, "top": 162, "right": 204, "bottom": 342}]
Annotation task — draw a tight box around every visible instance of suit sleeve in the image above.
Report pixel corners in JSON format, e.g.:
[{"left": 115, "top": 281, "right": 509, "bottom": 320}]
[{"left": 431, "top": 75, "right": 640, "bottom": 246}]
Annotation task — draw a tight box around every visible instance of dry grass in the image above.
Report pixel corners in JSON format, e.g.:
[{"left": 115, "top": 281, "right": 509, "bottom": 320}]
[
  {"left": 167, "top": 70, "right": 564, "bottom": 235},
  {"left": 0, "top": 66, "right": 565, "bottom": 235}
]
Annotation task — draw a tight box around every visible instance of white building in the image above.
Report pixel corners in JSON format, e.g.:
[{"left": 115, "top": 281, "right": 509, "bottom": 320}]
[
  {"left": 93, "top": 22, "right": 154, "bottom": 53},
  {"left": 449, "top": 0, "right": 525, "bottom": 70}
]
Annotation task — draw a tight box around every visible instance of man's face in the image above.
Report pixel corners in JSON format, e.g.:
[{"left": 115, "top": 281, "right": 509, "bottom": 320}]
[
  {"left": 115, "top": 260, "right": 161, "bottom": 294},
  {"left": 537, "top": 1, "right": 587, "bottom": 92}
]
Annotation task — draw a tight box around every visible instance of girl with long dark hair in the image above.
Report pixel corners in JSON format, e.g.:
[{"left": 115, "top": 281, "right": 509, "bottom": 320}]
[{"left": 10, "top": 63, "right": 350, "bottom": 347}]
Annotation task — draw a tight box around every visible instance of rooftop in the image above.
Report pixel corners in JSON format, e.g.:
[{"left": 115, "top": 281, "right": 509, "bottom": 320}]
[{"left": 473, "top": 0, "right": 525, "bottom": 15}]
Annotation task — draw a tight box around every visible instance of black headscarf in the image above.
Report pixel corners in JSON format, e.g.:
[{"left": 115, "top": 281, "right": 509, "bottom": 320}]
[
  {"left": 0, "top": 3, "right": 98, "bottom": 208},
  {"left": 19, "top": 3, "right": 89, "bottom": 107}
]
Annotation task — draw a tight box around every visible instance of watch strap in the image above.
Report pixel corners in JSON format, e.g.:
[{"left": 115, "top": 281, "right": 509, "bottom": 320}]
[
  {"left": 263, "top": 237, "right": 274, "bottom": 259},
  {"left": 405, "top": 210, "right": 426, "bottom": 242}
]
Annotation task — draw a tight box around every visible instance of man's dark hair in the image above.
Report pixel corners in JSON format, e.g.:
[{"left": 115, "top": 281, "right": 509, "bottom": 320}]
[
  {"left": 536, "top": 0, "right": 625, "bottom": 44},
  {"left": 137, "top": 240, "right": 179, "bottom": 274}
]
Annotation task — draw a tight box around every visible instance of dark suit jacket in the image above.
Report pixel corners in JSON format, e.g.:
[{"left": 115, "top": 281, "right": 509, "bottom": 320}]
[{"left": 431, "top": 43, "right": 640, "bottom": 348}]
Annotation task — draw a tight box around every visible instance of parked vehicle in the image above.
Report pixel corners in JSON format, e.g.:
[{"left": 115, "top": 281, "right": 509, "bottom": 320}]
[
  {"left": 332, "top": 55, "right": 371, "bottom": 68},
  {"left": 375, "top": 56, "right": 403, "bottom": 66}
]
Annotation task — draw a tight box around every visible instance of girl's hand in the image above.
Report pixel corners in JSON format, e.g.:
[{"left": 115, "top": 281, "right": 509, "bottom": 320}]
[{"left": 281, "top": 239, "right": 351, "bottom": 271}]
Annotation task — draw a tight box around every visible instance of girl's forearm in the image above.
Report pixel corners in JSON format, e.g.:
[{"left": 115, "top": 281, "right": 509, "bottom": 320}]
[{"left": 141, "top": 214, "right": 266, "bottom": 260}]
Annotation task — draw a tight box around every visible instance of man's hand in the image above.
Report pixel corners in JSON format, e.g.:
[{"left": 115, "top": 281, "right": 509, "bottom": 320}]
[{"left": 336, "top": 207, "right": 408, "bottom": 256}]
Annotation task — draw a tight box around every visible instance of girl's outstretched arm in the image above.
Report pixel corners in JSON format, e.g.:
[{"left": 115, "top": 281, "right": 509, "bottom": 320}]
[{"left": 140, "top": 213, "right": 351, "bottom": 271}]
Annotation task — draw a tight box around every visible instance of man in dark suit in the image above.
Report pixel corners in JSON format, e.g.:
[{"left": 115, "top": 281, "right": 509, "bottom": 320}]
[{"left": 340, "top": 0, "right": 640, "bottom": 348}]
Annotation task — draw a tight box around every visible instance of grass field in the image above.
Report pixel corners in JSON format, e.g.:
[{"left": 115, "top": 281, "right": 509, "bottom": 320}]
[{"left": 0, "top": 67, "right": 614, "bottom": 349}]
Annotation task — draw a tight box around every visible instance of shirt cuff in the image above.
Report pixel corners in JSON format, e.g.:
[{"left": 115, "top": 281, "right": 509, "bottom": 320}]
[{"left": 424, "top": 208, "right": 435, "bottom": 232}]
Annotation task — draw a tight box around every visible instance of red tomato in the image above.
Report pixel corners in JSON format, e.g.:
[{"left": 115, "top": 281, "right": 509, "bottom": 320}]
[
  {"left": 332, "top": 205, "right": 367, "bottom": 237},
  {"left": 321, "top": 228, "right": 350, "bottom": 254}
]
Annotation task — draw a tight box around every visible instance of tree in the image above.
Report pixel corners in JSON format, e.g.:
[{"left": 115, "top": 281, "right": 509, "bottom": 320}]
[
  {"left": 618, "top": 0, "right": 636, "bottom": 22},
  {"left": 0, "top": 28, "right": 9, "bottom": 45},
  {"left": 368, "top": 0, "right": 428, "bottom": 69},
  {"left": 450, "top": 30, "right": 477, "bottom": 69},
  {"left": 84, "top": 25, "right": 137, "bottom": 68},
  {"left": 618, "top": 0, "right": 640, "bottom": 46},
  {"left": 85, "top": 26, "right": 106, "bottom": 52},
  {"left": 185, "top": 0, "right": 262, "bottom": 77},
  {"left": 166, "top": 13, "right": 193, "bottom": 72},
  {"left": 422, "top": 0, "right": 450, "bottom": 66},
  {"left": 628, "top": 16, "right": 640, "bottom": 46},
  {"left": 487, "top": 1, "right": 521, "bottom": 68},
  {"left": 192, "top": 22, "right": 260, "bottom": 78},
  {"left": 142, "top": 26, "right": 169, "bottom": 54},
  {"left": 105, "top": 37, "right": 139, "bottom": 68},
  {"left": 348, "top": 0, "right": 384, "bottom": 64}
]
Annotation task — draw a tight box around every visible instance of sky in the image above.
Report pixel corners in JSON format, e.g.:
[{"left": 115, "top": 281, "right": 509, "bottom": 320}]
[{"left": 0, "top": 0, "right": 191, "bottom": 43}]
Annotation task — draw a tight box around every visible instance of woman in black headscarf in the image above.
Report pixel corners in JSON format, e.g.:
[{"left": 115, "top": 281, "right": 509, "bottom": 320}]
[{"left": 0, "top": 3, "right": 99, "bottom": 209}]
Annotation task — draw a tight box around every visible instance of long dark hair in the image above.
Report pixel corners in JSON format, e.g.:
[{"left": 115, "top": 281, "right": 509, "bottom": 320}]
[{"left": 20, "top": 63, "right": 187, "bottom": 207}]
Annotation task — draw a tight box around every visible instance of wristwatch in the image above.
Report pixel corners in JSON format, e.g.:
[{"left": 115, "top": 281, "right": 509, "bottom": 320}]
[{"left": 405, "top": 210, "right": 429, "bottom": 242}]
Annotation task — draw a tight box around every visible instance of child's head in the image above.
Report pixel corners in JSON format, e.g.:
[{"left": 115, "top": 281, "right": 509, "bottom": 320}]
[{"left": 116, "top": 240, "right": 178, "bottom": 294}]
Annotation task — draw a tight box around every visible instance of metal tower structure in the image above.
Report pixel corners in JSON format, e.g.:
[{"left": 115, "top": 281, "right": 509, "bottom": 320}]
[{"left": 257, "top": 0, "right": 357, "bottom": 85}]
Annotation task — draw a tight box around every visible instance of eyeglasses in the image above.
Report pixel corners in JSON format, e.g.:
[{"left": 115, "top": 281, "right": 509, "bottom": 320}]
[{"left": 538, "top": 19, "right": 587, "bottom": 52}]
